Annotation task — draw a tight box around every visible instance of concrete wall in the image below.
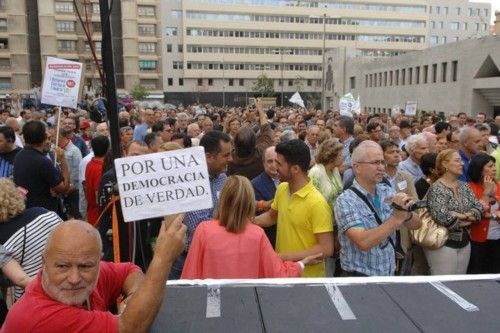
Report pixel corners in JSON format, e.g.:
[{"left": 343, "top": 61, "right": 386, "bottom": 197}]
[{"left": 327, "top": 35, "right": 500, "bottom": 117}]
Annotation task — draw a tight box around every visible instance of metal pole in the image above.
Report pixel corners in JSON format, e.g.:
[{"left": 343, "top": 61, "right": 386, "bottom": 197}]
[
  {"left": 99, "top": 0, "right": 120, "bottom": 160},
  {"left": 222, "top": 55, "right": 225, "bottom": 107},
  {"left": 99, "top": 0, "right": 130, "bottom": 263},
  {"left": 321, "top": 13, "right": 327, "bottom": 113},
  {"left": 281, "top": 50, "right": 284, "bottom": 106}
]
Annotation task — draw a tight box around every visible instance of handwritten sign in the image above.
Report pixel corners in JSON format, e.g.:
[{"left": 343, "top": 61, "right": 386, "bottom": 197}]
[
  {"left": 405, "top": 101, "right": 417, "bottom": 116},
  {"left": 41, "top": 57, "right": 83, "bottom": 108},
  {"left": 115, "top": 147, "right": 213, "bottom": 222}
]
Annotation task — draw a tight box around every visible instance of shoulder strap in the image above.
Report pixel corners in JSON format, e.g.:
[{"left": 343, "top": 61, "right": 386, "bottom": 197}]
[
  {"left": 348, "top": 187, "right": 396, "bottom": 250},
  {"left": 20, "top": 226, "right": 26, "bottom": 266}
]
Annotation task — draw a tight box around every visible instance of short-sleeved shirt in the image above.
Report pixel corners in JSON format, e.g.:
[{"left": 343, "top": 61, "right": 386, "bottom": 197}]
[
  {"left": 1, "top": 261, "right": 141, "bottom": 333},
  {"left": 335, "top": 179, "right": 396, "bottom": 276},
  {"left": 271, "top": 180, "right": 333, "bottom": 277},
  {"left": 13, "top": 147, "right": 63, "bottom": 212}
]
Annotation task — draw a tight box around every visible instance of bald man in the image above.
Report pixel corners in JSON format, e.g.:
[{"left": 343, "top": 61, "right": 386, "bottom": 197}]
[{"left": 2, "top": 219, "right": 186, "bottom": 332}]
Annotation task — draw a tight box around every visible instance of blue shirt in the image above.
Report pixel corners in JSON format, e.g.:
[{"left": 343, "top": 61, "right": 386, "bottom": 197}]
[
  {"left": 334, "top": 179, "right": 396, "bottom": 276},
  {"left": 458, "top": 149, "right": 472, "bottom": 182},
  {"left": 341, "top": 136, "right": 354, "bottom": 167},
  {"left": 184, "top": 173, "right": 227, "bottom": 249},
  {"left": 133, "top": 123, "right": 149, "bottom": 141},
  {"left": 398, "top": 157, "right": 424, "bottom": 182}
]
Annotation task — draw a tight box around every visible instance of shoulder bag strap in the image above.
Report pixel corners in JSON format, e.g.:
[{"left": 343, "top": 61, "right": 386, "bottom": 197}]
[
  {"left": 20, "top": 226, "right": 27, "bottom": 266},
  {"left": 349, "top": 187, "right": 396, "bottom": 250}
]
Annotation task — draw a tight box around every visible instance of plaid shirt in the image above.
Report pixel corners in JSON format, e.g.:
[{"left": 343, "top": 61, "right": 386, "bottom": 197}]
[
  {"left": 334, "top": 179, "right": 396, "bottom": 276},
  {"left": 184, "top": 173, "right": 227, "bottom": 250}
]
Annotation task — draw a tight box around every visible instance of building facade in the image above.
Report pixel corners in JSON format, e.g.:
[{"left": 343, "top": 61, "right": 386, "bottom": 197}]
[
  {"left": 326, "top": 35, "right": 500, "bottom": 117},
  {"left": 163, "top": 0, "right": 429, "bottom": 106},
  {"left": 0, "top": 0, "right": 494, "bottom": 107},
  {"left": 428, "top": 0, "right": 490, "bottom": 46}
]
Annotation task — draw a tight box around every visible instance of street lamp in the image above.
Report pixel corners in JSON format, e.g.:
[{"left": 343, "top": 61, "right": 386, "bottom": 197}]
[
  {"left": 273, "top": 48, "right": 291, "bottom": 106},
  {"left": 221, "top": 54, "right": 225, "bottom": 107},
  {"left": 321, "top": 13, "right": 327, "bottom": 113},
  {"left": 310, "top": 13, "right": 339, "bottom": 112}
]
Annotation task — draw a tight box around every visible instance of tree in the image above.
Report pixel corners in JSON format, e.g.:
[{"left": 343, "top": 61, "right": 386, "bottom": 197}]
[
  {"left": 130, "top": 84, "right": 150, "bottom": 101},
  {"left": 252, "top": 74, "right": 275, "bottom": 97}
]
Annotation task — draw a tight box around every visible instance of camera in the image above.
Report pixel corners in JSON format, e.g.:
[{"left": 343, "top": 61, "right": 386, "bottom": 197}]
[{"left": 392, "top": 200, "right": 427, "bottom": 212}]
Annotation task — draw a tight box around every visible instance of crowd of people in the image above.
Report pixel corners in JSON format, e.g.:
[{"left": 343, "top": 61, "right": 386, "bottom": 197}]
[{"left": 1, "top": 93, "right": 500, "bottom": 330}]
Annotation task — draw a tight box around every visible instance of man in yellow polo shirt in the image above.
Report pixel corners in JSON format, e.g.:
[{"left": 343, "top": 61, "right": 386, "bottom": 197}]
[{"left": 255, "top": 139, "right": 333, "bottom": 277}]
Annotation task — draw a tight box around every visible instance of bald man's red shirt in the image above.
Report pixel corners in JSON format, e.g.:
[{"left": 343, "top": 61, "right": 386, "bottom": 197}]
[{"left": 1, "top": 261, "right": 140, "bottom": 333}]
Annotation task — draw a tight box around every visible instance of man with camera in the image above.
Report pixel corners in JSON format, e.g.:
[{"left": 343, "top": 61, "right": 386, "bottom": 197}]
[{"left": 334, "top": 141, "right": 421, "bottom": 276}]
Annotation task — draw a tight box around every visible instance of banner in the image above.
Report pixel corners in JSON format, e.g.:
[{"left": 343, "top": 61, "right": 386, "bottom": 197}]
[
  {"left": 41, "top": 57, "right": 83, "bottom": 108},
  {"left": 114, "top": 146, "right": 213, "bottom": 222}
]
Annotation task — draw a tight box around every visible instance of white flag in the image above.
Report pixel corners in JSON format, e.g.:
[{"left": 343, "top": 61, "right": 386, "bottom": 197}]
[{"left": 289, "top": 91, "right": 305, "bottom": 108}]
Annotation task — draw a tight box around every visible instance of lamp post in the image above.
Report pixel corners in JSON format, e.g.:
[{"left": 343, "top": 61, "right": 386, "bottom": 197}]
[
  {"left": 221, "top": 55, "right": 225, "bottom": 107},
  {"left": 273, "top": 48, "right": 291, "bottom": 106},
  {"left": 321, "top": 13, "right": 327, "bottom": 113}
]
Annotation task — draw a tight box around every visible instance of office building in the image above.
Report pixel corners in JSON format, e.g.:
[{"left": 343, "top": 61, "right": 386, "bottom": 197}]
[
  {"left": 428, "top": 0, "right": 491, "bottom": 46},
  {"left": 326, "top": 35, "right": 500, "bottom": 117}
]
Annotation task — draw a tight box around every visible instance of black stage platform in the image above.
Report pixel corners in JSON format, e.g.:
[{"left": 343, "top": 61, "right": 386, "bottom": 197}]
[{"left": 151, "top": 275, "right": 500, "bottom": 332}]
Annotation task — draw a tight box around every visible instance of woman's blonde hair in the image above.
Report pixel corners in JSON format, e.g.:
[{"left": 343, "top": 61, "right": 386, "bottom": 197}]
[
  {"left": 315, "top": 139, "right": 343, "bottom": 165},
  {"left": 0, "top": 178, "right": 25, "bottom": 223},
  {"left": 214, "top": 175, "right": 255, "bottom": 233},
  {"left": 435, "top": 148, "right": 458, "bottom": 178},
  {"left": 158, "top": 141, "right": 182, "bottom": 152}
]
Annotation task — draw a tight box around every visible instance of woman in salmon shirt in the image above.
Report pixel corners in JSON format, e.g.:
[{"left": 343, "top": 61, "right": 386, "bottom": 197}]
[
  {"left": 467, "top": 153, "right": 500, "bottom": 274},
  {"left": 181, "top": 175, "right": 321, "bottom": 279}
]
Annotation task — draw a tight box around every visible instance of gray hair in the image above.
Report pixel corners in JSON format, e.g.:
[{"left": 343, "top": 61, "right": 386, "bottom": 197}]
[
  {"left": 459, "top": 127, "right": 480, "bottom": 145},
  {"left": 405, "top": 134, "right": 426, "bottom": 154},
  {"left": 177, "top": 112, "right": 188, "bottom": 120},
  {"left": 352, "top": 140, "right": 382, "bottom": 163},
  {"left": 280, "top": 129, "right": 298, "bottom": 143}
]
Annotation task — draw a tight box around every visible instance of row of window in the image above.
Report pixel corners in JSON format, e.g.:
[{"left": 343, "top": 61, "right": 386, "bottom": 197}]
[
  {"left": 57, "top": 40, "right": 102, "bottom": 53},
  {"left": 186, "top": 62, "right": 321, "bottom": 71},
  {"left": 59, "top": 41, "right": 177, "bottom": 55},
  {"left": 55, "top": 2, "right": 100, "bottom": 14},
  {"left": 185, "top": 11, "right": 426, "bottom": 29},
  {"left": 364, "top": 61, "right": 458, "bottom": 88},
  {"left": 166, "top": 77, "right": 321, "bottom": 87},
  {"left": 431, "top": 21, "right": 488, "bottom": 32},
  {"left": 186, "top": 45, "right": 322, "bottom": 56},
  {"left": 192, "top": 0, "right": 426, "bottom": 13},
  {"left": 55, "top": 21, "right": 102, "bottom": 33},
  {"left": 430, "top": 6, "right": 488, "bottom": 18},
  {"left": 186, "top": 28, "right": 425, "bottom": 43},
  {"left": 430, "top": 36, "right": 458, "bottom": 45}
]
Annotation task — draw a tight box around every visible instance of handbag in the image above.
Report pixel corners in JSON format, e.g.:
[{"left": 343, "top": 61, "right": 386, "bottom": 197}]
[{"left": 409, "top": 206, "right": 448, "bottom": 249}]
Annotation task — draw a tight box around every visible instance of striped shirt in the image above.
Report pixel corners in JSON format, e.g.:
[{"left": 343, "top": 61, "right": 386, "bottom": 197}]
[
  {"left": 0, "top": 207, "right": 63, "bottom": 299},
  {"left": 334, "top": 179, "right": 396, "bottom": 276}
]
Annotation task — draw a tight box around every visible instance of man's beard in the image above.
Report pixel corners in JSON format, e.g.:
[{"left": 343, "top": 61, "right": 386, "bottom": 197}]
[{"left": 41, "top": 269, "right": 99, "bottom": 306}]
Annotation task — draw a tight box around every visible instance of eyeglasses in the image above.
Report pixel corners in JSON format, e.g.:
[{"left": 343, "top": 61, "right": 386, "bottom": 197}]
[{"left": 357, "top": 160, "right": 387, "bottom": 166}]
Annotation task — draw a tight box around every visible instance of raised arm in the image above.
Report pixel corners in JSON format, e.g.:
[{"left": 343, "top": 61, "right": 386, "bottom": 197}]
[{"left": 119, "top": 215, "right": 186, "bottom": 333}]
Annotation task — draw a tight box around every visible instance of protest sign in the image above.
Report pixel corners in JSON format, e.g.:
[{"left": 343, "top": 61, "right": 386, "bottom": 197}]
[
  {"left": 339, "top": 93, "right": 360, "bottom": 117},
  {"left": 41, "top": 57, "right": 83, "bottom": 109},
  {"left": 115, "top": 146, "right": 213, "bottom": 222},
  {"left": 405, "top": 101, "right": 418, "bottom": 116}
]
